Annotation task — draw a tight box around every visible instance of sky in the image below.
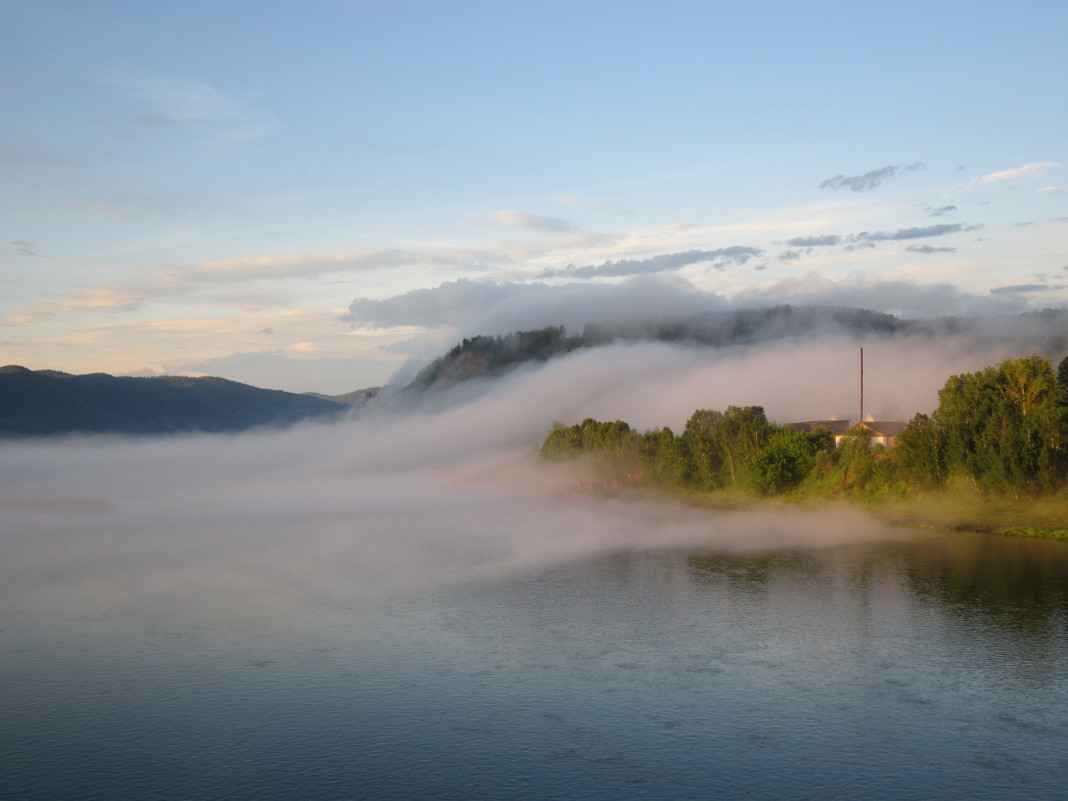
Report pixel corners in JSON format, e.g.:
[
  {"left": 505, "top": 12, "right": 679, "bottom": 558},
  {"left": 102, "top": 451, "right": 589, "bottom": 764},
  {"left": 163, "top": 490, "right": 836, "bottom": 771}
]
[{"left": 2, "top": 0, "right": 1066, "bottom": 394}]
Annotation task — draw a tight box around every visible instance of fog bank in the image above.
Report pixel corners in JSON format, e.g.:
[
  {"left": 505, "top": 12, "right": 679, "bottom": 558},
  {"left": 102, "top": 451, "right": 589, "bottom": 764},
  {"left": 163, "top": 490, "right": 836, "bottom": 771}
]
[{"left": 2, "top": 324, "right": 1060, "bottom": 628}]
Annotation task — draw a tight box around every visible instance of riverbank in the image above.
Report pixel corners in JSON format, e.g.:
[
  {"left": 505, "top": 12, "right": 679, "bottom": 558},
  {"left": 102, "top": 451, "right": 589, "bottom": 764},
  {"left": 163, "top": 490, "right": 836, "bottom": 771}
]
[
  {"left": 655, "top": 484, "right": 1068, "bottom": 541},
  {"left": 866, "top": 490, "right": 1068, "bottom": 540}
]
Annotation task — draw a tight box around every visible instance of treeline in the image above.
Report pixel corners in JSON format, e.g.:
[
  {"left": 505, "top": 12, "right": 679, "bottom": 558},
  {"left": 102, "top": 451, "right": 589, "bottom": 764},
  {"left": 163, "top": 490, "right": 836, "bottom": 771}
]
[
  {"left": 401, "top": 311, "right": 1068, "bottom": 401},
  {"left": 402, "top": 312, "right": 911, "bottom": 396},
  {"left": 540, "top": 354, "right": 1068, "bottom": 500},
  {"left": 405, "top": 326, "right": 581, "bottom": 392}
]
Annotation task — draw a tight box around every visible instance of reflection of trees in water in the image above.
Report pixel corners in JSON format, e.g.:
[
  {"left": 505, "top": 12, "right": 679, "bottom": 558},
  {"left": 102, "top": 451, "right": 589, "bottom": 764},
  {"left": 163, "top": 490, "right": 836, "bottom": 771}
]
[
  {"left": 900, "top": 533, "right": 1068, "bottom": 637},
  {"left": 682, "top": 536, "right": 1068, "bottom": 649},
  {"left": 685, "top": 550, "right": 827, "bottom": 592},
  {"left": 684, "top": 543, "right": 907, "bottom": 592}
]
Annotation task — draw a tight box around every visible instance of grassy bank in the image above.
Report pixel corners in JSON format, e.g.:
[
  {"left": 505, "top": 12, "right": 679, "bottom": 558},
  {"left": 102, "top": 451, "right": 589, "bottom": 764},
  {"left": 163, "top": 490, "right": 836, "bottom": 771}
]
[
  {"left": 860, "top": 487, "right": 1068, "bottom": 540},
  {"left": 652, "top": 483, "right": 1068, "bottom": 541}
]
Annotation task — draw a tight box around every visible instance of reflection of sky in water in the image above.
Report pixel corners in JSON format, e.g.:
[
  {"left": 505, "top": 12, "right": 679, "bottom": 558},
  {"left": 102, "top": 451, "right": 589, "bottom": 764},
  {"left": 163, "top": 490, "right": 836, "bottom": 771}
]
[
  {"left": 4, "top": 521, "right": 1068, "bottom": 799},
  {"left": 2, "top": 423, "right": 1068, "bottom": 799}
]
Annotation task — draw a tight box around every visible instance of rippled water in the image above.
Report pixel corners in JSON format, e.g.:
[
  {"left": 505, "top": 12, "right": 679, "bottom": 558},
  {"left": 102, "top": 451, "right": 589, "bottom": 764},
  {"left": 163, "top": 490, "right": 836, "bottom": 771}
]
[{"left": 3, "top": 510, "right": 1068, "bottom": 800}]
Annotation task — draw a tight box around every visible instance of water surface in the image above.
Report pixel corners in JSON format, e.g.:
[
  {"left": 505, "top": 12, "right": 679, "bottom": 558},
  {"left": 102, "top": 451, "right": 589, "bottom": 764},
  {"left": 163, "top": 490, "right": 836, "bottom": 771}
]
[{"left": 2, "top": 489, "right": 1067, "bottom": 800}]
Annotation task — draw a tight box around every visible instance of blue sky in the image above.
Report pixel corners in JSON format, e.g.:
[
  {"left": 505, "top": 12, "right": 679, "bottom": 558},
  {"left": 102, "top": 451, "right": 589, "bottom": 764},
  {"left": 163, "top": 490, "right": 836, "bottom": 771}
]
[{"left": 2, "top": 0, "right": 1066, "bottom": 393}]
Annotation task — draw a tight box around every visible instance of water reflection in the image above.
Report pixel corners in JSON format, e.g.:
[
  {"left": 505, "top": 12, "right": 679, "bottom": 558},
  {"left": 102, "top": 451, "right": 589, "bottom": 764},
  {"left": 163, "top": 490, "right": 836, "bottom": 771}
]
[
  {"left": 3, "top": 518, "right": 1068, "bottom": 800},
  {"left": 902, "top": 532, "right": 1068, "bottom": 633}
]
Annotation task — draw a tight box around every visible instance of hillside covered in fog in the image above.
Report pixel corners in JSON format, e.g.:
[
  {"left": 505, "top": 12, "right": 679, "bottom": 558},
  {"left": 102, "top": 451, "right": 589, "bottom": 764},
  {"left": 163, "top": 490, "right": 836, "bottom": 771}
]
[
  {"left": 396, "top": 306, "right": 1068, "bottom": 402},
  {"left": 6, "top": 305, "right": 1068, "bottom": 438}
]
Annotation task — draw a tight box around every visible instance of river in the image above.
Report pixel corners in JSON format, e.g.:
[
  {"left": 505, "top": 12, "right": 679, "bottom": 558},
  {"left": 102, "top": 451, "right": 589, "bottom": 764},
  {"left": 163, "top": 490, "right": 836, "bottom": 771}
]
[{"left": 2, "top": 487, "right": 1066, "bottom": 800}]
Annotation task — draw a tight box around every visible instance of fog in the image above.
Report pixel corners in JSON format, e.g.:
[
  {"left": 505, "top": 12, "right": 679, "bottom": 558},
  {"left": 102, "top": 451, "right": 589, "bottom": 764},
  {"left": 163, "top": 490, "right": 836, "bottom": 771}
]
[{"left": 2, "top": 322, "right": 1064, "bottom": 628}]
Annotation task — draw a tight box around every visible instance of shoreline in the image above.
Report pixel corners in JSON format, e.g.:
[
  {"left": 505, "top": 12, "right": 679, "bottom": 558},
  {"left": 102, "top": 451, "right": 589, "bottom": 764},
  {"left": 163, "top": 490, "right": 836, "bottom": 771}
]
[{"left": 658, "top": 487, "right": 1068, "bottom": 542}]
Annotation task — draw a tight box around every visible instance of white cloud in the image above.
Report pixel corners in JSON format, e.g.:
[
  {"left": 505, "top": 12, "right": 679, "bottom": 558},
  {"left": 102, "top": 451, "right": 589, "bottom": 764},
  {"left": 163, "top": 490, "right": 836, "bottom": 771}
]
[
  {"left": 489, "top": 210, "right": 577, "bottom": 233},
  {"left": 119, "top": 77, "right": 279, "bottom": 143},
  {"left": 979, "top": 162, "right": 1063, "bottom": 183}
]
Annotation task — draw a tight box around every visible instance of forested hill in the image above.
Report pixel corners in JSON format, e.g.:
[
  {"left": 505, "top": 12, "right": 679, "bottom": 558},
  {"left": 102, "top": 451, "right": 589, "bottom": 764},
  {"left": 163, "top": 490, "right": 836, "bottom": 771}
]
[
  {"left": 400, "top": 307, "right": 1068, "bottom": 397},
  {"left": 0, "top": 365, "right": 347, "bottom": 437},
  {"left": 403, "top": 326, "right": 580, "bottom": 393}
]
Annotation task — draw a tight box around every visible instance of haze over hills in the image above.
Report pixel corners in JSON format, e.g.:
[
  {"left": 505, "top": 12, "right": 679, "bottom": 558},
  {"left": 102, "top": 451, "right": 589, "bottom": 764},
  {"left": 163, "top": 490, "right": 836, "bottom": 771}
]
[
  {"left": 5, "top": 305, "right": 1068, "bottom": 438},
  {"left": 394, "top": 306, "right": 1068, "bottom": 401},
  {"left": 0, "top": 366, "right": 350, "bottom": 438}
]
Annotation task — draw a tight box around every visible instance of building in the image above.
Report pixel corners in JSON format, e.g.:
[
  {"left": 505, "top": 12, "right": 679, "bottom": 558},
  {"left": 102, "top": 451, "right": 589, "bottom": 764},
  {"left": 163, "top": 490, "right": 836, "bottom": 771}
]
[
  {"left": 787, "top": 418, "right": 907, "bottom": 448},
  {"left": 852, "top": 419, "right": 907, "bottom": 448},
  {"left": 787, "top": 420, "right": 853, "bottom": 441}
]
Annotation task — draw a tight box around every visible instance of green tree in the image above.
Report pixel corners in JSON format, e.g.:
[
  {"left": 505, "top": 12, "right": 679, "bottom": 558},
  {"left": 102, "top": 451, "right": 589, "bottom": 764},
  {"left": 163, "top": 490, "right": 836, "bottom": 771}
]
[
  {"left": 539, "top": 417, "right": 643, "bottom": 476},
  {"left": 748, "top": 427, "right": 825, "bottom": 495},
  {"left": 895, "top": 413, "right": 946, "bottom": 488},
  {"left": 933, "top": 355, "right": 1068, "bottom": 494},
  {"left": 681, "top": 409, "right": 726, "bottom": 489},
  {"left": 643, "top": 426, "right": 688, "bottom": 487},
  {"left": 716, "top": 405, "right": 773, "bottom": 485}
]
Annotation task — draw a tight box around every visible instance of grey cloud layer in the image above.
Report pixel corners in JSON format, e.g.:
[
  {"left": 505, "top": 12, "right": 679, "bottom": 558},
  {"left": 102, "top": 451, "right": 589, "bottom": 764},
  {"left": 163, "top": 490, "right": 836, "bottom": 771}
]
[
  {"left": 907, "top": 245, "right": 956, "bottom": 254},
  {"left": 341, "top": 276, "right": 727, "bottom": 339},
  {"left": 990, "top": 284, "right": 1063, "bottom": 295},
  {"left": 783, "top": 223, "right": 970, "bottom": 259},
  {"left": 928, "top": 205, "right": 957, "bottom": 217},
  {"left": 851, "top": 223, "right": 966, "bottom": 243},
  {"left": 340, "top": 278, "right": 528, "bottom": 329},
  {"left": 819, "top": 162, "right": 926, "bottom": 192},
  {"left": 785, "top": 235, "right": 842, "bottom": 248},
  {"left": 341, "top": 275, "right": 1029, "bottom": 342},
  {"left": 540, "top": 247, "right": 763, "bottom": 279}
]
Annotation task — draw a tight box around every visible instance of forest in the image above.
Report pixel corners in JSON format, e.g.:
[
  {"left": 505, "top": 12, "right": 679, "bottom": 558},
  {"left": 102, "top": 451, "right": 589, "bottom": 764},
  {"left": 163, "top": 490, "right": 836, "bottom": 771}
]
[{"left": 539, "top": 354, "right": 1068, "bottom": 506}]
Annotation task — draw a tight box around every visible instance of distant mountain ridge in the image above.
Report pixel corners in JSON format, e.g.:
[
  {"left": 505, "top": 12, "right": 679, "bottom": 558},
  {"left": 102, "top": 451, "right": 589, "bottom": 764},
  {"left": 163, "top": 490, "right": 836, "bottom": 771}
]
[
  {"left": 8, "top": 305, "right": 1068, "bottom": 436},
  {"left": 0, "top": 365, "right": 349, "bottom": 437}
]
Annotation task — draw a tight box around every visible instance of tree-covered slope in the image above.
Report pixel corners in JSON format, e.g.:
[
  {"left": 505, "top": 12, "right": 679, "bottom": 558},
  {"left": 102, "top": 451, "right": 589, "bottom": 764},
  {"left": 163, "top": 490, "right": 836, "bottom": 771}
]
[
  {"left": 0, "top": 365, "right": 347, "bottom": 437},
  {"left": 399, "top": 308, "right": 1068, "bottom": 400}
]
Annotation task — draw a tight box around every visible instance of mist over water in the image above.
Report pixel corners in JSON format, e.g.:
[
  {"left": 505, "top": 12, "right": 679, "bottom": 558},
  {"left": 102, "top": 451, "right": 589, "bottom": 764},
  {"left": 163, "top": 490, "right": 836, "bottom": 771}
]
[
  {"left": 3, "top": 326, "right": 1065, "bottom": 618},
  {"left": 4, "top": 328, "right": 1068, "bottom": 799}
]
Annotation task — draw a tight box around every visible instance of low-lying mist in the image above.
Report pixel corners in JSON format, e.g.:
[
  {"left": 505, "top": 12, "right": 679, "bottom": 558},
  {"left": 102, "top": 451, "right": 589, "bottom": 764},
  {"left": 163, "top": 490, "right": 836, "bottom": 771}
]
[{"left": 1, "top": 325, "right": 1058, "bottom": 627}]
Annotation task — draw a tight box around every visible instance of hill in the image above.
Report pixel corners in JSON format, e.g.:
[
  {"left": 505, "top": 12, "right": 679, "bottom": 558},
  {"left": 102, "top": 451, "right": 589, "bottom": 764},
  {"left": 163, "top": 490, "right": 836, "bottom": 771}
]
[
  {"left": 398, "top": 307, "right": 1068, "bottom": 400},
  {"left": 0, "top": 365, "right": 348, "bottom": 438},
  {"left": 303, "top": 387, "right": 380, "bottom": 407}
]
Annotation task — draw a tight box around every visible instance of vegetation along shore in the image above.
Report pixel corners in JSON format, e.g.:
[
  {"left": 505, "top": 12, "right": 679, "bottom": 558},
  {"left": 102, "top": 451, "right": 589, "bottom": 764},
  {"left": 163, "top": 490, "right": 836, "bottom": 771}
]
[{"left": 539, "top": 354, "right": 1068, "bottom": 540}]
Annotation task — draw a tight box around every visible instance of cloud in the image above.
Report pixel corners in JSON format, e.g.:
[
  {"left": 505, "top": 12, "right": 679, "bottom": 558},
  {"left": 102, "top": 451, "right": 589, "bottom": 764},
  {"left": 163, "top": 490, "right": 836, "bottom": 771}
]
[
  {"left": 849, "top": 223, "right": 965, "bottom": 244},
  {"left": 927, "top": 205, "right": 957, "bottom": 217},
  {"left": 11, "top": 240, "right": 41, "bottom": 257},
  {"left": 0, "top": 240, "right": 529, "bottom": 324},
  {"left": 732, "top": 275, "right": 1027, "bottom": 317},
  {"left": 340, "top": 273, "right": 1042, "bottom": 352},
  {"left": 990, "top": 284, "right": 1059, "bottom": 295},
  {"left": 556, "top": 196, "right": 636, "bottom": 216},
  {"left": 341, "top": 278, "right": 528, "bottom": 329},
  {"left": 906, "top": 245, "right": 956, "bottom": 254},
  {"left": 540, "top": 247, "right": 762, "bottom": 280},
  {"left": 490, "top": 211, "right": 578, "bottom": 233},
  {"left": 819, "top": 162, "right": 926, "bottom": 192},
  {"left": 341, "top": 276, "right": 733, "bottom": 338},
  {"left": 194, "top": 248, "right": 419, "bottom": 281},
  {"left": 785, "top": 235, "right": 841, "bottom": 247},
  {"left": 1037, "top": 186, "right": 1062, "bottom": 195},
  {"left": 778, "top": 250, "right": 802, "bottom": 261},
  {"left": 979, "top": 162, "right": 1063, "bottom": 184},
  {"left": 119, "top": 77, "right": 278, "bottom": 143}
]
